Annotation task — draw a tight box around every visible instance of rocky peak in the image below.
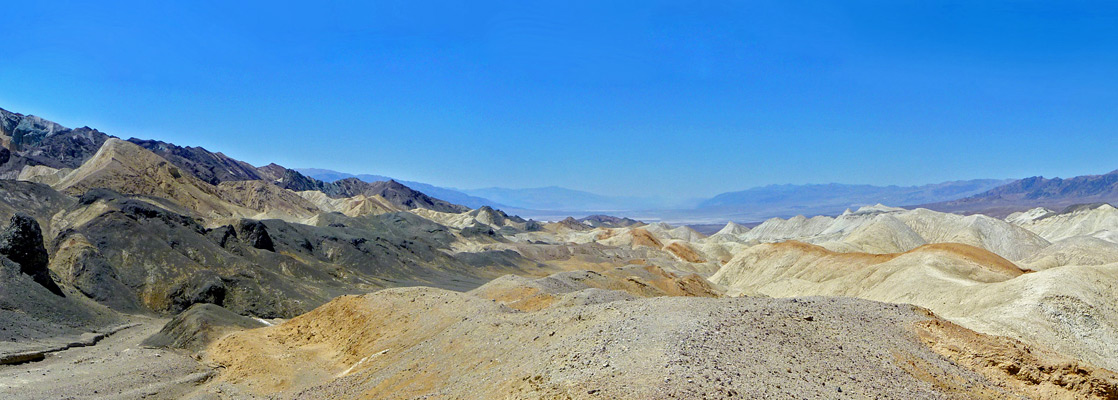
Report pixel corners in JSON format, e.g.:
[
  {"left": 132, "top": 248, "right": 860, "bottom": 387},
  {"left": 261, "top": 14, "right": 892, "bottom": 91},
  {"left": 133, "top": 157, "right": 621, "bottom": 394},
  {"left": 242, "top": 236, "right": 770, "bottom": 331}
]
[
  {"left": 255, "top": 163, "right": 289, "bottom": 182},
  {"left": 0, "top": 107, "right": 72, "bottom": 151},
  {"left": 557, "top": 216, "right": 591, "bottom": 231}
]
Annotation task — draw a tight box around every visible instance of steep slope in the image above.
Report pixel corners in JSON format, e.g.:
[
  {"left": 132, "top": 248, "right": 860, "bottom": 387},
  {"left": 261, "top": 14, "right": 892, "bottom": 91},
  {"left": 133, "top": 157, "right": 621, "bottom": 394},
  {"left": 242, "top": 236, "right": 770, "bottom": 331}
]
[
  {"left": 0, "top": 255, "right": 122, "bottom": 361},
  {"left": 410, "top": 206, "right": 538, "bottom": 235},
  {"left": 128, "top": 138, "right": 264, "bottom": 184},
  {"left": 53, "top": 138, "right": 254, "bottom": 219},
  {"left": 51, "top": 139, "right": 331, "bottom": 223},
  {"left": 712, "top": 241, "right": 1025, "bottom": 297},
  {"left": 1005, "top": 206, "right": 1056, "bottom": 225},
  {"left": 0, "top": 180, "right": 76, "bottom": 236},
  {"left": 2, "top": 110, "right": 467, "bottom": 217},
  {"left": 743, "top": 214, "right": 837, "bottom": 242},
  {"left": 827, "top": 214, "right": 927, "bottom": 254},
  {"left": 640, "top": 222, "right": 706, "bottom": 242},
  {"left": 358, "top": 179, "right": 468, "bottom": 213},
  {"left": 0, "top": 107, "right": 71, "bottom": 150},
  {"left": 258, "top": 163, "right": 327, "bottom": 192}
]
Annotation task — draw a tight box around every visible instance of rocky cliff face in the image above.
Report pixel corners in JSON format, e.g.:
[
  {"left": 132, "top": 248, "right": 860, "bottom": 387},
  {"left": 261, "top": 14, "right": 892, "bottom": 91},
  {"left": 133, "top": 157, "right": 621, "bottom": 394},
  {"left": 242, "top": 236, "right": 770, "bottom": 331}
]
[
  {"left": 0, "top": 214, "right": 62, "bottom": 296},
  {"left": 0, "top": 108, "right": 110, "bottom": 178}
]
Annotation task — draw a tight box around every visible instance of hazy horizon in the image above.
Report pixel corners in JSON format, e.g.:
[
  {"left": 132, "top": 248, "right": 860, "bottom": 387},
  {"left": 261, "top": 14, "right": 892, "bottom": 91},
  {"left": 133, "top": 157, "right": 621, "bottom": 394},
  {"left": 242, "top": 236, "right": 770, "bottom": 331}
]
[{"left": 3, "top": 1, "right": 1116, "bottom": 200}]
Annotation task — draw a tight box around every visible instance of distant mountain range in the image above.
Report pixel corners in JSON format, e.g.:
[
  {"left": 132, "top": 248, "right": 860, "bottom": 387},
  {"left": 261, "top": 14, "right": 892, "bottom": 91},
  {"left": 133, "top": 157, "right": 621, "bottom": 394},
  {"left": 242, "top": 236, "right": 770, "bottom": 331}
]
[
  {"left": 297, "top": 168, "right": 1017, "bottom": 223},
  {"left": 922, "top": 170, "right": 1118, "bottom": 218},
  {"left": 686, "top": 180, "right": 1014, "bottom": 222}
]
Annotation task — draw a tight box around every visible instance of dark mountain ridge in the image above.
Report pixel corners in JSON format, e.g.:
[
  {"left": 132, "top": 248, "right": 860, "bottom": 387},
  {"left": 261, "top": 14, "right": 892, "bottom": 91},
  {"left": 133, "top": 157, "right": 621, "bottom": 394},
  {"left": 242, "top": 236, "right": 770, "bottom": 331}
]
[
  {"left": 921, "top": 170, "right": 1118, "bottom": 217},
  {"left": 0, "top": 107, "right": 468, "bottom": 214},
  {"left": 0, "top": 108, "right": 111, "bottom": 178},
  {"left": 296, "top": 168, "right": 501, "bottom": 209},
  {"left": 128, "top": 138, "right": 265, "bottom": 185}
]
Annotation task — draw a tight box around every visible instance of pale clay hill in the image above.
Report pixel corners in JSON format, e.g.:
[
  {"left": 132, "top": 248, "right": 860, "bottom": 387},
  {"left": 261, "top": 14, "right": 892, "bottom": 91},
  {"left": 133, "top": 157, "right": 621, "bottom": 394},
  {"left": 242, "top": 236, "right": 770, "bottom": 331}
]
[
  {"left": 2, "top": 108, "right": 1118, "bottom": 399},
  {"left": 1008, "top": 203, "right": 1118, "bottom": 243},
  {"left": 709, "top": 241, "right": 1118, "bottom": 371}
]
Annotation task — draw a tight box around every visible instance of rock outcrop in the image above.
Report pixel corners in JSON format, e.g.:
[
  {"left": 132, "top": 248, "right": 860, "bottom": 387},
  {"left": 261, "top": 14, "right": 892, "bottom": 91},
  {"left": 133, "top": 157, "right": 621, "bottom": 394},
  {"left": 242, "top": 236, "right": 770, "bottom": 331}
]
[
  {"left": 0, "top": 214, "right": 61, "bottom": 296},
  {"left": 235, "top": 219, "right": 275, "bottom": 252}
]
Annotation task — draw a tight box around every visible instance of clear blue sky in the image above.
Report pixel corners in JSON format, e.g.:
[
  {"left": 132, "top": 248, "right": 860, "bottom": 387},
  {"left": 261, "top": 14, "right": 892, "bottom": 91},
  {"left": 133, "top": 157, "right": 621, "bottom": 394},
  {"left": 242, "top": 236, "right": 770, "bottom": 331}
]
[{"left": 2, "top": 1, "right": 1116, "bottom": 200}]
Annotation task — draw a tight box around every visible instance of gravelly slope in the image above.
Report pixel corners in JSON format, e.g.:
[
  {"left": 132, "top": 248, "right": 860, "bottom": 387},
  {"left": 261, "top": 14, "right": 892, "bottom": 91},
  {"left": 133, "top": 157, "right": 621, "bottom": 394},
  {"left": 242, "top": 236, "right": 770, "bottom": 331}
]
[{"left": 202, "top": 287, "right": 1117, "bottom": 399}]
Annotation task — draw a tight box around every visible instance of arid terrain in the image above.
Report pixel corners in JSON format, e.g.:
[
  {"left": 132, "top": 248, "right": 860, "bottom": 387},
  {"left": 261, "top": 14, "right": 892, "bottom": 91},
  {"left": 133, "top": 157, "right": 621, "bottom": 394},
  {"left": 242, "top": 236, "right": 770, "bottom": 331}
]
[{"left": 2, "top": 107, "right": 1118, "bottom": 399}]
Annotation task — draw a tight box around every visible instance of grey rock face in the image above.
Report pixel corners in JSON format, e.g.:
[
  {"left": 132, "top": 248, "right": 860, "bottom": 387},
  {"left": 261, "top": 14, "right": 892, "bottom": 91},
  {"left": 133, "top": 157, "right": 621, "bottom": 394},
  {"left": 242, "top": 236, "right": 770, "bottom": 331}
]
[{"left": 0, "top": 214, "right": 62, "bottom": 296}]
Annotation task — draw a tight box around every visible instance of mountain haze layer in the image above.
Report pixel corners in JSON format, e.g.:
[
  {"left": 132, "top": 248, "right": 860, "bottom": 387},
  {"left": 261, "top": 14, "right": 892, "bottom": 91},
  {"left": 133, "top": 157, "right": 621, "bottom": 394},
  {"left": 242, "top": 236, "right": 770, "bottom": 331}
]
[{"left": 298, "top": 167, "right": 1020, "bottom": 223}]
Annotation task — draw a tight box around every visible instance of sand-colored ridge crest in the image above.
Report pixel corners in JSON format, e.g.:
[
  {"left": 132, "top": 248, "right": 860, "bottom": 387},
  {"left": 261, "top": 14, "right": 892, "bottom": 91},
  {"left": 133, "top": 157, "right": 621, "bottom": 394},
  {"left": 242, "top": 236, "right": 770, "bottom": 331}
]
[
  {"left": 629, "top": 227, "right": 663, "bottom": 249},
  {"left": 907, "top": 242, "right": 1025, "bottom": 276}
]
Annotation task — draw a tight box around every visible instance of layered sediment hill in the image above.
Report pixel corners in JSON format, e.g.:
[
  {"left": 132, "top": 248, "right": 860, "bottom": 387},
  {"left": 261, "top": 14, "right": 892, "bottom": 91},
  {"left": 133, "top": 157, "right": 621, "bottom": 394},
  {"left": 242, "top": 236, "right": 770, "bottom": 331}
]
[{"left": 711, "top": 241, "right": 1118, "bottom": 371}]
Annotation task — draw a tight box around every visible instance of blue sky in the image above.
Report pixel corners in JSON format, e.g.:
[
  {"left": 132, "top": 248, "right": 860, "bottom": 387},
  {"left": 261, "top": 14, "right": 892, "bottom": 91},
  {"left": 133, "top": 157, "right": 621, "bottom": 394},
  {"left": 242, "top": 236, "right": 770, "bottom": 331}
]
[{"left": 2, "top": 1, "right": 1116, "bottom": 200}]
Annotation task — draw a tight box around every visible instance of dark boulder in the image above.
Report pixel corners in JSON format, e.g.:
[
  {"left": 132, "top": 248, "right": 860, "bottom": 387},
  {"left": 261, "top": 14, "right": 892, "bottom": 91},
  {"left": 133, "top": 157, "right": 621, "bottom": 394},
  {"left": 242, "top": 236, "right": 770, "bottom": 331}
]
[
  {"left": 236, "top": 220, "right": 275, "bottom": 252},
  {"left": 168, "top": 272, "right": 227, "bottom": 312},
  {"left": 0, "top": 214, "right": 62, "bottom": 296}
]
